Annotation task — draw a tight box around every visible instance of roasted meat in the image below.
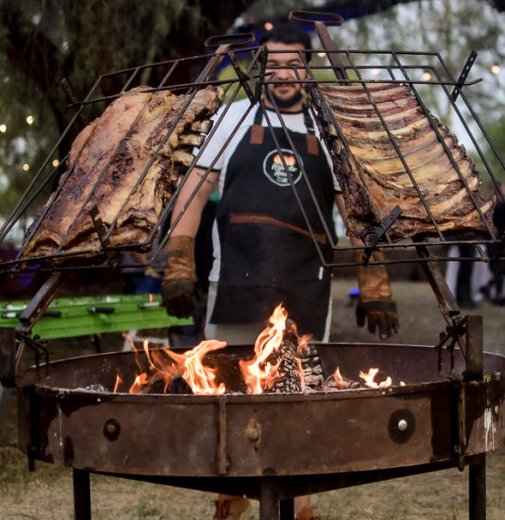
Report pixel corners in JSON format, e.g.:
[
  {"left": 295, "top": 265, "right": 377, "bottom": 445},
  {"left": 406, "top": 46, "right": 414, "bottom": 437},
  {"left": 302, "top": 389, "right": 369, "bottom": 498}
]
[
  {"left": 310, "top": 82, "right": 494, "bottom": 242},
  {"left": 21, "top": 86, "right": 223, "bottom": 260}
]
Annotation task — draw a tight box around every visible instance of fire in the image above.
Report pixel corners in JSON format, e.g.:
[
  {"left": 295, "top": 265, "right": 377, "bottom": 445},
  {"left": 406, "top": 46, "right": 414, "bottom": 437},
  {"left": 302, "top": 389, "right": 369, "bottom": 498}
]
[
  {"left": 163, "top": 340, "right": 227, "bottom": 395},
  {"left": 116, "top": 306, "right": 402, "bottom": 396},
  {"left": 116, "top": 336, "right": 227, "bottom": 395},
  {"left": 333, "top": 367, "right": 349, "bottom": 389},
  {"left": 129, "top": 372, "right": 149, "bottom": 393},
  {"left": 113, "top": 371, "right": 123, "bottom": 393},
  {"left": 239, "top": 304, "right": 308, "bottom": 394},
  {"left": 359, "top": 367, "right": 392, "bottom": 389}
]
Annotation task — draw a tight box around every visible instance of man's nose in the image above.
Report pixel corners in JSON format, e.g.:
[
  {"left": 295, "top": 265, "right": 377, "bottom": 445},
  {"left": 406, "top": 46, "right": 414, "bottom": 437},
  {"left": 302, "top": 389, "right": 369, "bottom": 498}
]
[{"left": 275, "top": 66, "right": 293, "bottom": 80}]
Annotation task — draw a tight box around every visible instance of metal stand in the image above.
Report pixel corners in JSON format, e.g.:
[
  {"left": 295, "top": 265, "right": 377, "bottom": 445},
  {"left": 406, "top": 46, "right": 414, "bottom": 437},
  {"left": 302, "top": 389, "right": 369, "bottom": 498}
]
[
  {"left": 258, "top": 480, "right": 295, "bottom": 520},
  {"left": 280, "top": 497, "right": 295, "bottom": 519},
  {"left": 73, "top": 469, "right": 91, "bottom": 520},
  {"left": 466, "top": 315, "right": 486, "bottom": 520},
  {"left": 259, "top": 479, "right": 279, "bottom": 520},
  {"left": 469, "top": 454, "right": 486, "bottom": 520}
]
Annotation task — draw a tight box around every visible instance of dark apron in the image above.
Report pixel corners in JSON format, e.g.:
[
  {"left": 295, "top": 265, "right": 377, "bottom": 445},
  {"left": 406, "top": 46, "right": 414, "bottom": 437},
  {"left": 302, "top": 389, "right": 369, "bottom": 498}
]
[{"left": 210, "top": 106, "right": 336, "bottom": 338}]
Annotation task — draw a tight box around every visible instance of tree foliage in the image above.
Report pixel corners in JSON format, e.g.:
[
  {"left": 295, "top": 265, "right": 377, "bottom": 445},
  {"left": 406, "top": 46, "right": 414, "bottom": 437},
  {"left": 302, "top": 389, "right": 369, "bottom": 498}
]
[
  {"left": 0, "top": 0, "right": 504, "bottom": 218},
  {"left": 0, "top": 0, "right": 255, "bottom": 215}
]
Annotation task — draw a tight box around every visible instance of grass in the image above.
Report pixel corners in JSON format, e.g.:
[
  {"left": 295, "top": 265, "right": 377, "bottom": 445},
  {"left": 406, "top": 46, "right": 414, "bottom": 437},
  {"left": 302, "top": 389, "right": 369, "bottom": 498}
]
[{"left": 1, "top": 445, "right": 505, "bottom": 519}]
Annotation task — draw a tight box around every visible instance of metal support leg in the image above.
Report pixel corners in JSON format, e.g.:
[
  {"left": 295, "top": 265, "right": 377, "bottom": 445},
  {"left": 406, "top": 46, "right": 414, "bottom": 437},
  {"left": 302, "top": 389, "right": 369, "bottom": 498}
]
[
  {"left": 469, "top": 454, "right": 486, "bottom": 520},
  {"left": 466, "top": 316, "right": 485, "bottom": 520},
  {"left": 260, "top": 479, "right": 280, "bottom": 520},
  {"left": 280, "top": 497, "right": 294, "bottom": 519},
  {"left": 73, "top": 469, "right": 91, "bottom": 520}
]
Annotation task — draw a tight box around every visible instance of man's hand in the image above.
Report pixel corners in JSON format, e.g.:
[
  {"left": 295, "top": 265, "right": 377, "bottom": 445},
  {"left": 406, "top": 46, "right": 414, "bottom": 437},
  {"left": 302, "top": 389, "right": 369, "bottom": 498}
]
[
  {"left": 161, "top": 236, "right": 197, "bottom": 318},
  {"left": 355, "top": 250, "right": 399, "bottom": 339},
  {"left": 356, "top": 299, "right": 399, "bottom": 339}
]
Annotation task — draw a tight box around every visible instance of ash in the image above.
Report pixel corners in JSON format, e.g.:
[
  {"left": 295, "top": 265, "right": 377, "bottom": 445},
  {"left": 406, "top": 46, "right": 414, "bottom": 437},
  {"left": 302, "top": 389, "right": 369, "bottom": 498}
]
[{"left": 74, "top": 384, "right": 108, "bottom": 393}]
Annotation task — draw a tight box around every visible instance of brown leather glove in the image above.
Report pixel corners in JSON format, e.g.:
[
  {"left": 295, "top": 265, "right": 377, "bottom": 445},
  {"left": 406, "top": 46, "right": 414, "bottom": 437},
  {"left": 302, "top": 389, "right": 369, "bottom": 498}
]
[
  {"left": 161, "top": 236, "right": 197, "bottom": 318},
  {"left": 355, "top": 250, "right": 399, "bottom": 339}
]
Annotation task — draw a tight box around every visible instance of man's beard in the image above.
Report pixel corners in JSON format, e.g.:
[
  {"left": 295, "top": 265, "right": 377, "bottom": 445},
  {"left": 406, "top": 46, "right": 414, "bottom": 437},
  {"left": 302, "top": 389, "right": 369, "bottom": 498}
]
[{"left": 266, "top": 88, "right": 303, "bottom": 110}]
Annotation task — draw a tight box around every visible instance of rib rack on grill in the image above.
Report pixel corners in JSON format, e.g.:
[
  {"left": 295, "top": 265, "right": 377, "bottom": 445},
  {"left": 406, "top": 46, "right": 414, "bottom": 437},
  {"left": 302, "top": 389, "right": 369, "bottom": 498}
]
[
  {"left": 20, "top": 85, "right": 223, "bottom": 260},
  {"left": 310, "top": 82, "right": 495, "bottom": 242}
]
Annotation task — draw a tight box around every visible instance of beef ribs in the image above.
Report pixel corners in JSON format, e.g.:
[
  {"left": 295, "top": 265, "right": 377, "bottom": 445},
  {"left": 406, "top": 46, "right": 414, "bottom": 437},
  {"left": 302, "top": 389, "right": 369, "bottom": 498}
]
[
  {"left": 21, "top": 86, "right": 223, "bottom": 260},
  {"left": 310, "top": 82, "right": 494, "bottom": 242}
]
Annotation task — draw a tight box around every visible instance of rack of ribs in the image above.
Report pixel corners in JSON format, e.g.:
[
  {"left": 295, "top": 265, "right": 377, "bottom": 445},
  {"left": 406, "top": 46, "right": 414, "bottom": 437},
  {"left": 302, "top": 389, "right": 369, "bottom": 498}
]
[
  {"left": 21, "top": 85, "right": 223, "bottom": 261},
  {"left": 310, "top": 82, "right": 494, "bottom": 242}
]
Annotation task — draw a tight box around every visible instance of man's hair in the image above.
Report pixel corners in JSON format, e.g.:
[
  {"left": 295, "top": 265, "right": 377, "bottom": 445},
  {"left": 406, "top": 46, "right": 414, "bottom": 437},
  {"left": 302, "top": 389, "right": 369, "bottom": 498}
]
[{"left": 260, "top": 23, "right": 312, "bottom": 62}]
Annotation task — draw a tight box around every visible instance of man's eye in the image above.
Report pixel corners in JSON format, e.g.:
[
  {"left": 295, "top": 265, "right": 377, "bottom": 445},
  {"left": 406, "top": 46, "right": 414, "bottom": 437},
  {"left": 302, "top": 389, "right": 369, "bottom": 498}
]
[{"left": 266, "top": 62, "right": 303, "bottom": 69}]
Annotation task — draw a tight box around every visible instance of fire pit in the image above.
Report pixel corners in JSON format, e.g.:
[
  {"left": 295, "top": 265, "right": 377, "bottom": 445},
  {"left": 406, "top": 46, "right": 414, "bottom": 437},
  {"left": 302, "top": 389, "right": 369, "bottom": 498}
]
[{"left": 13, "top": 334, "right": 505, "bottom": 519}]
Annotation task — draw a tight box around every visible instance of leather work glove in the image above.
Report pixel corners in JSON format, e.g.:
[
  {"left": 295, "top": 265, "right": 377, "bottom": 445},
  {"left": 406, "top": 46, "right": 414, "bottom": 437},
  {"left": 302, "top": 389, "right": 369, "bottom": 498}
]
[
  {"left": 355, "top": 250, "right": 399, "bottom": 339},
  {"left": 161, "top": 236, "right": 197, "bottom": 318}
]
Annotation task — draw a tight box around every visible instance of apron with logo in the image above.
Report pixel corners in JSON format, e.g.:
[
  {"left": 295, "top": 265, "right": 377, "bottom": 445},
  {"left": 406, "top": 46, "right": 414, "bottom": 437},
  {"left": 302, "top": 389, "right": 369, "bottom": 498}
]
[{"left": 210, "top": 106, "right": 336, "bottom": 338}]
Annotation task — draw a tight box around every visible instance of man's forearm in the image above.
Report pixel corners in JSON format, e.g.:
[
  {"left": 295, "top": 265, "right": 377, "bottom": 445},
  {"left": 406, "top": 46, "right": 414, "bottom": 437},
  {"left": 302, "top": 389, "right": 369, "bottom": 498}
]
[
  {"left": 335, "top": 193, "right": 363, "bottom": 247},
  {"left": 171, "top": 167, "right": 218, "bottom": 237}
]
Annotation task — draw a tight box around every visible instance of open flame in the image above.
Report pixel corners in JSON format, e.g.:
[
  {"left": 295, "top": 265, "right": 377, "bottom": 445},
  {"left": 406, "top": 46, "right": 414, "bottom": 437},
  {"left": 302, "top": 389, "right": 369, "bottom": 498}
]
[
  {"left": 239, "top": 304, "right": 308, "bottom": 394},
  {"left": 116, "top": 335, "right": 227, "bottom": 395},
  {"left": 116, "top": 304, "right": 309, "bottom": 395},
  {"left": 115, "top": 305, "right": 403, "bottom": 395},
  {"left": 163, "top": 340, "right": 227, "bottom": 395},
  {"left": 359, "top": 368, "right": 392, "bottom": 389}
]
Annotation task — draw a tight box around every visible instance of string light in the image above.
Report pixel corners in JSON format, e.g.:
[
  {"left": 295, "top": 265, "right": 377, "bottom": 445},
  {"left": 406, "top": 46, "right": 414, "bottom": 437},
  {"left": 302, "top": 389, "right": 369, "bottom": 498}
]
[
  {"left": 422, "top": 71, "right": 432, "bottom": 81},
  {"left": 491, "top": 64, "right": 500, "bottom": 75},
  {"left": 264, "top": 21, "right": 273, "bottom": 31},
  {"left": 0, "top": 124, "right": 6, "bottom": 133},
  {"left": 22, "top": 163, "right": 30, "bottom": 172},
  {"left": 52, "top": 159, "right": 60, "bottom": 167},
  {"left": 26, "top": 115, "right": 34, "bottom": 125}
]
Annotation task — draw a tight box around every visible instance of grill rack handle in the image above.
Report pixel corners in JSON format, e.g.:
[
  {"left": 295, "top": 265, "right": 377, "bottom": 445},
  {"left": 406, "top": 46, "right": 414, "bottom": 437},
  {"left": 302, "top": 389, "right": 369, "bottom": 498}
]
[
  {"left": 289, "top": 11, "right": 344, "bottom": 26},
  {"left": 204, "top": 33, "right": 255, "bottom": 50}
]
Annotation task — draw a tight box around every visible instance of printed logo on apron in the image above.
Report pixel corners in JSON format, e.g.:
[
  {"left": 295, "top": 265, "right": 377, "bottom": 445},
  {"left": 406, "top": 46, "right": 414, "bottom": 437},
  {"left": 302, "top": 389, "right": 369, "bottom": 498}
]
[{"left": 262, "top": 148, "right": 303, "bottom": 187}]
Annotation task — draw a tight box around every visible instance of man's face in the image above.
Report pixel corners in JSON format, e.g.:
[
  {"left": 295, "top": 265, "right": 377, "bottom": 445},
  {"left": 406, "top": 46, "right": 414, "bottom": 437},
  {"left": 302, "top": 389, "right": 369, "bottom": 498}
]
[{"left": 264, "top": 41, "right": 307, "bottom": 110}]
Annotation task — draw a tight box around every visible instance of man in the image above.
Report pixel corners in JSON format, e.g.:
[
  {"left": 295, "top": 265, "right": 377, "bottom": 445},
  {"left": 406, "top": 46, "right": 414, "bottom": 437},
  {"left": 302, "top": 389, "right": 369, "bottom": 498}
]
[{"left": 162, "top": 23, "right": 399, "bottom": 520}]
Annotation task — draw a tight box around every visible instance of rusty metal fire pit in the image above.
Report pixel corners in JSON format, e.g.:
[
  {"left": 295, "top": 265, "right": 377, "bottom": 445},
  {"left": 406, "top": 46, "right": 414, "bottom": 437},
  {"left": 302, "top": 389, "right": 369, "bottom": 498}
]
[{"left": 12, "top": 332, "right": 505, "bottom": 520}]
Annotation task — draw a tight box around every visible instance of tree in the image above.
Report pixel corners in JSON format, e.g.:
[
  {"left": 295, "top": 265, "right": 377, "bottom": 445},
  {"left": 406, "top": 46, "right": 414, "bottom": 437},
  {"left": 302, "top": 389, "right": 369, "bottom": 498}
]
[
  {"left": 0, "top": 0, "right": 256, "bottom": 217},
  {"left": 326, "top": 0, "right": 505, "bottom": 183},
  {"left": 1, "top": 0, "right": 504, "bottom": 219}
]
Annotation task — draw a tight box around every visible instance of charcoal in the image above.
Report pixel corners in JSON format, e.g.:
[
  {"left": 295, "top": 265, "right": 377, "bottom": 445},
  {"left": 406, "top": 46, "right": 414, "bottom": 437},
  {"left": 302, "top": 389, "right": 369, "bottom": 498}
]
[{"left": 168, "top": 373, "right": 194, "bottom": 394}]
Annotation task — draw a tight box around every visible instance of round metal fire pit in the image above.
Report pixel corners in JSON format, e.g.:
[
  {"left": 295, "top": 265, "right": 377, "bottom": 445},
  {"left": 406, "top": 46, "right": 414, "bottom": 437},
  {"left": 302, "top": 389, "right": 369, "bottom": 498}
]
[{"left": 17, "top": 342, "right": 505, "bottom": 480}]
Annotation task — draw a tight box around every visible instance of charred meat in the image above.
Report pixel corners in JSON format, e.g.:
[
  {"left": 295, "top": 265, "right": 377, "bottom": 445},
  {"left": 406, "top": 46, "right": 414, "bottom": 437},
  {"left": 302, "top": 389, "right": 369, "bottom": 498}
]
[
  {"left": 21, "top": 86, "right": 223, "bottom": 260},
  {"left": 310, "top": 82, "right": 494, "bottom": 242}
]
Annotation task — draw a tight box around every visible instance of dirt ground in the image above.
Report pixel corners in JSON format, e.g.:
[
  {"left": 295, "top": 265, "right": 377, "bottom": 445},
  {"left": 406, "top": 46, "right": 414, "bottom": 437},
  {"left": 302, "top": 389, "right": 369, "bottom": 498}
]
[{"left": 1, "top": 279, "right": 504, "bottom": 519}]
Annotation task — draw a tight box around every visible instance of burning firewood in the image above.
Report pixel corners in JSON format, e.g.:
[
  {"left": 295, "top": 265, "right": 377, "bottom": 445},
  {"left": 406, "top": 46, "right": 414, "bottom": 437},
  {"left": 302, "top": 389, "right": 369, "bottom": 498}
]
[
  {"left": 322, "top": 367, "right": 361, "bottom": 390},
  {"left": 299, "top": 344, "right": 324, "bottom": 389},
  {"left": 265, "top": 319, "right": 303, "bottom": 393},
  {"left": 168, "top": 373, "right": 194, "bottom": 395}
]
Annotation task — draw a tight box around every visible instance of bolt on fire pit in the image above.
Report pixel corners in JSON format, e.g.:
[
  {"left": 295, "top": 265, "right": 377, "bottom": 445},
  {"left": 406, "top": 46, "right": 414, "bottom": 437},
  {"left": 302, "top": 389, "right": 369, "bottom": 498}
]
[{"left": 0, "top": 10, "right": 504, "bottom": 520}]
